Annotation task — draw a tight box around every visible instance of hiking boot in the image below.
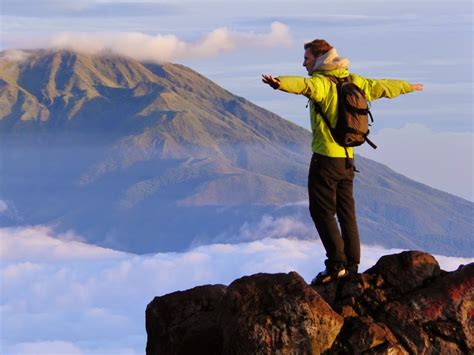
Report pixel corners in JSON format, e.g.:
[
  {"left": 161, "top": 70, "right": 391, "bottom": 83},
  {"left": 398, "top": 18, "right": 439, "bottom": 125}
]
[
  {"left": 346, "top": 264, "right": 359, "bottom": 274},
  {"left": 311, "top": 267, "right": 348, "bottom": 285}
]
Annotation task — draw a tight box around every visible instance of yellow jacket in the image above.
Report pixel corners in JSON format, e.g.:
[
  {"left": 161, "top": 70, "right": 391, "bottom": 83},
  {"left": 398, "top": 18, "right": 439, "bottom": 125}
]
[{"left": 276, "top": 68, "right": 413, "bottom": 158}]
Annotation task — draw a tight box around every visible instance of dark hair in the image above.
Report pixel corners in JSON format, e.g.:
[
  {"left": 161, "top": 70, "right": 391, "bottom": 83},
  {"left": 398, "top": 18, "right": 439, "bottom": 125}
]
[{"left": 304, "top": 39, "right": 333, "bottom": 58}]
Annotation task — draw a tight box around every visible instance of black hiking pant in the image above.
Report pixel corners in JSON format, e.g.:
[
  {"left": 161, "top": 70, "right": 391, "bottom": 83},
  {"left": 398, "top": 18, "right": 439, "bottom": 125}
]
[{"left": 308, "top": 153, "right": 360, "bottom": 273}]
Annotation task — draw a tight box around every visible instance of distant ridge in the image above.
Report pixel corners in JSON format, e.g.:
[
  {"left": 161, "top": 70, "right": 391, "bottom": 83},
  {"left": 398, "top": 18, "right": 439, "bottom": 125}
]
[{"left": 0, "top": 49, "right": 472, "bottom": 256}]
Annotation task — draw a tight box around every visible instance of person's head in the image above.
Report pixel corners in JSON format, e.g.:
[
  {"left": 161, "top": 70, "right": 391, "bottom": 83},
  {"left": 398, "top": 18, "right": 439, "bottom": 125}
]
[{"left": 303, "top": 39, "right": 333, "bottom": 75}]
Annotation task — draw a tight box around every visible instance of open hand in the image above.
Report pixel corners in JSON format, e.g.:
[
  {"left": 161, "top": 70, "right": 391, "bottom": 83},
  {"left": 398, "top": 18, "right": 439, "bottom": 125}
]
[
  {"left": 411, "top": 83, "right": 423, "bottom": 91},
  {"left": 262, "top": 74, "right": 280, "bottom": 89}
]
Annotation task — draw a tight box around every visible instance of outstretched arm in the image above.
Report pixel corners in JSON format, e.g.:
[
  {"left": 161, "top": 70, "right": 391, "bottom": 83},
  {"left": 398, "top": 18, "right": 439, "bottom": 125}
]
[
  {"left": 356, "top": 76, "right": 423, "bottom": 101},
  {"left": 261, "top": 74, "right": 325, "bottom": 102}
]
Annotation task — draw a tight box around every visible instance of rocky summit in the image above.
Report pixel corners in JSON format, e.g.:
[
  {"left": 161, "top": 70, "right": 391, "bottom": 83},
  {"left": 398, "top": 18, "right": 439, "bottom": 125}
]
[{"left": 146, "top": 251, "right": 473, "bottom": 354}]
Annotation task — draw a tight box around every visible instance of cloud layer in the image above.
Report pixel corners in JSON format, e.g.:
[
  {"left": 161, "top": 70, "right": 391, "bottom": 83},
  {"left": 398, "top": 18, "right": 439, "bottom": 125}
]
[
  {"left": 46, "top": 22, "right": 292, "bottom": 62},
  {"left": 1, "top": 224, "right": 472, "bottom": 354}
]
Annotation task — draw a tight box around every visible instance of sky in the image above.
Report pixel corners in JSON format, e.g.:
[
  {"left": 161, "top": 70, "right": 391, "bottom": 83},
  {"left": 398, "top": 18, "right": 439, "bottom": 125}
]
[
  {"left": 0, "top": 0, "right": 473, "bottom": 200},
  {"left": 0, "top": 2, "right": 473, "bottom": 353},
  {"left": 1, "top": 224, "right": 473, "bottom": 354}
]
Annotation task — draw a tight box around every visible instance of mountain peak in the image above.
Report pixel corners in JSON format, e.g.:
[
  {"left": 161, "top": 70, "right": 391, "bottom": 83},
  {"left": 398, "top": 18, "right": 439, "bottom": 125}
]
[
  {"left": 0, "top": 47, "right": 309, "bottom": 152},
  {"left": 0, "top": 48, "right": 167, "bottom": 111}
]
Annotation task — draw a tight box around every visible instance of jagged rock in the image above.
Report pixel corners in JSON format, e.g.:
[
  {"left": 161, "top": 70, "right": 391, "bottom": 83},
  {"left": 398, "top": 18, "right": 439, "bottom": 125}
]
[
  {"left": 220, "top": 272, "right": 343, "bottom": 354},
  {"left": 366, "top": 250, "right": 442, "bottom": 294},
  {"left": 331, "top": 316, "right": 408, "bottom": 355},
  {"left": 313, "top": 251, "right": 473, "bottom": 354},
  {"left": 312, "top": 272, "right": 389, "bottom": 317},
  {"left": 146, "top": 251, "right": 473, "bottom": 354},
  {"left": 378, "top": 263, "right": 473, "bottom": 354},
  {"left": 146, "top": 284, "right": 227, "bottom": 354}
]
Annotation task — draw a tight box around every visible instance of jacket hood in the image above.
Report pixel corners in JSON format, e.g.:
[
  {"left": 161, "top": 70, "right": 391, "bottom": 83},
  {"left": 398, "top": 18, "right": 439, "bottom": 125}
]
[{"left": 311, "top": 48, "right": 350, "bottom": 75}]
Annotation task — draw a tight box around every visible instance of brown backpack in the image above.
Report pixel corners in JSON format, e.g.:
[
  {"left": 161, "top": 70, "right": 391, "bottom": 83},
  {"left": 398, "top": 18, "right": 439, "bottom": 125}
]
[{"left": 314, "top": 75, "right": 377, "bottom": 153}]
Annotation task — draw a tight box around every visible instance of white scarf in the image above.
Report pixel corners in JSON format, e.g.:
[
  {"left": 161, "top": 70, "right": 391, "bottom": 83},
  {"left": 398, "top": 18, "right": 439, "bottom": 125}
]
[{"left": 312, "top": 48, "right": 350, "bottom": 74}]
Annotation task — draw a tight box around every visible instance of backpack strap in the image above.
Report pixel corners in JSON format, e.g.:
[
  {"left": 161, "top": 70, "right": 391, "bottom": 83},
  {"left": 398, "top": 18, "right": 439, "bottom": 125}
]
[
  {"left": 313, "top": 73, "right": 342, "bottom": 127},
  {"left": 365, "top": 136, "right": 378, "bottom": 149},
  {"left": 326, "top": 75, "right": 348, "bottom": 85},
  {"left": 313, "top": 102, "right": 355, "bottom": 170},
  {"left": 313, "top": 102, "right": 336, "bottom": 137}
]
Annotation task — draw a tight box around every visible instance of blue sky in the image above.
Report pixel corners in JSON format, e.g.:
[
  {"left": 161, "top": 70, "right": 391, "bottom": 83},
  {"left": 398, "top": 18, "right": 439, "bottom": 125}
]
[{"left": 2, "top": 0, "right": 472, "bottom": 200}]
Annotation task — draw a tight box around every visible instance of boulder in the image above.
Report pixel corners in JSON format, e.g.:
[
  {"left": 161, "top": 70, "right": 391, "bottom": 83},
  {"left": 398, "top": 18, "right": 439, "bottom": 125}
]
[
  {"left": 366, "top": 250, "right": 442, "bottom": 294},
  {"left": 379, "top": 263, "right": 473, "bottom": 354},
  {"left": 146, "top": 284, "right": 227, "bottom": 354},
  {"left": 220, "top": 272, "right": 343, "bottom": 354}
]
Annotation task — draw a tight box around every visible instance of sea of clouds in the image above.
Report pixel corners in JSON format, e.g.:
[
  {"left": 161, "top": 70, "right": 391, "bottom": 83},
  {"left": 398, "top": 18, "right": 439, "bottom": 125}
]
[{"left": 1, "top": 224, "right": 472, "bottom": 354}]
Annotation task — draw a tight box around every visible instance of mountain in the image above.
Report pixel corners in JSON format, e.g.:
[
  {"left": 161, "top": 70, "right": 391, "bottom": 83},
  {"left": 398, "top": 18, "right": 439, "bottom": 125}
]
[
  {"left": 0, "top": 49, "right": 472, "bottom": 256},
  {"left": 146, "top": 251, "right": 473, "bottom": 354}
]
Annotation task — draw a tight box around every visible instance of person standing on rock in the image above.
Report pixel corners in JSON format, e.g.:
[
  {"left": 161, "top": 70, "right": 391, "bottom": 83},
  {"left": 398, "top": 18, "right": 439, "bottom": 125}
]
[{"left": 262, "top": 39, "right": 423, "bottom": 284}]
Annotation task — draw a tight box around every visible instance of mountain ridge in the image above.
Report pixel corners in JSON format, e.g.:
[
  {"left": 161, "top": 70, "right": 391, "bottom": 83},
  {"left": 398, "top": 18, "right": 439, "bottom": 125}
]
[{"left": 0, "top": 48, "right": 472, "bottom": 256}]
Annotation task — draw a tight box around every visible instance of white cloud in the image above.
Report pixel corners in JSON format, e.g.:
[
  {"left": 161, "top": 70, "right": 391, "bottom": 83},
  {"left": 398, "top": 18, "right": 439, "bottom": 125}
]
[
  {"left": 0, "top": 50, "right": 32, "bottom": 63},
  {"left": 1, "top": 225, "right": 472, "bottom": 354},
  {"left": 48, "top": 22, "right": 292, "bottom": 62},
  {"left": 209, "top": 214, "right": 312, "bottom": 245},
  {"left": 358, "top": 124, "right": 473, "bottom": 201},
  {"left": 0, "top": 226, "right": 125, "bottom": 262}
]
